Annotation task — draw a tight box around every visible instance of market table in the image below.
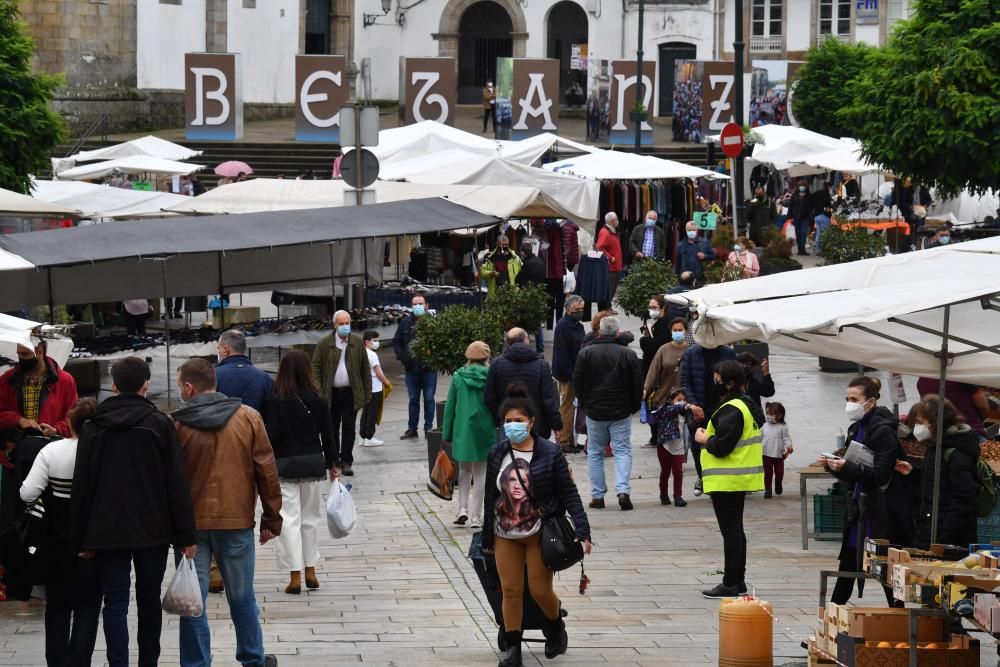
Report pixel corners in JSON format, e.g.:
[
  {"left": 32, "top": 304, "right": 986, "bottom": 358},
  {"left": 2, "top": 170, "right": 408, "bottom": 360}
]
[{"left": 800, "top": 465, "right": 840, "bottom": 550}]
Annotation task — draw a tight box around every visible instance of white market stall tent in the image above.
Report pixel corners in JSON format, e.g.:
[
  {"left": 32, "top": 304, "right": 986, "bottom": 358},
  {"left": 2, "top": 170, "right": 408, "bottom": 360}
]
[
  {"left": 746, "top": 125, "right": 845, "bottom": 172},
  {"left": 0, "top": 187, "right": 79, "bottom": 217},
  {"left": 54, "top": 156, "right": 206, "bottom": 181},
  {"left": 0, "top": 314, "right": 74, "bottom": 370},
  {"left": 787, "top": 139, "right": 886, "bottom": 177},
  {"left": 31, "top": 180, "right": 190, "bottom": 219},
  {"left": 371, "top": 121, "right": 597, "bottom": 166},
  {"left": 375, "top": 151, "right": 600, "bottom": 230},
  {"left": 52, "top": 136, "right": 203, "bottom": 176},
  {"left": 543, "top": 149, "right": 729, "bottom": 181},
  {"left": 926, "top": 188, "right": 999, "bottom": 225},
  {"left": 167, "top": 177, "right": 553, "bottom": 224}
]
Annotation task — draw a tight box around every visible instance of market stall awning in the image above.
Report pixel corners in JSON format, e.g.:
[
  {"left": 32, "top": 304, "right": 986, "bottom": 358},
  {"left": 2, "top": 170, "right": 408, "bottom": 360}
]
[
  {"left": 788, "top": 139, "right": 886, "bottom": 177},
  {"left": 54, "top": 156, "right": 205, "bottom": 181},
  {"left": 166, "top": 178, "right": 540, "bottom": 223},
  {"left": 31, "top": 180, "right": 189, "bottom": 219},
  {"left": 377, "top": 151, "right": 600, "bottom": 230},
  {"left": 927, "top": 188, "right": 999, "bottom": 224},
  {"left": 543, "top": 149, "right": 729, "bottom": 181},
  {"left": 0, "top": 314, "right": 74, "bottom": 369},
  {"left": 0, "top": 187, "right": 79, "bottom": 217},
  {"left": 665, "top": 237, "right": 1000, "bottom": 387},
  {"left": 746, "top": 125, "right": 845, "bottom": 172},
  {"left": 371, "top": 121, "right": 596, "bottom": 166},
  {"left": 0, "top": 198, "right": 500, "bottom": 309}
]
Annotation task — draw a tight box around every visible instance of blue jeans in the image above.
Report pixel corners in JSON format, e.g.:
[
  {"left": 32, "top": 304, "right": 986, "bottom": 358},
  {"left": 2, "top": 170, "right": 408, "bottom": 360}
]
[
  {"left": 179, "top": 529, "right": 265, "bottom": 667},
  {"left": 99, "top": 546, "right": 168, "bottom": 667},
  {"left": 586, "top": 416, "right": 633, "bottom": 497},
  {"left": 405, "top": 369, "right": 437, "bottom": 431},
  {"left": 814, "top": 214, "right": 831, "bottom": 254}
]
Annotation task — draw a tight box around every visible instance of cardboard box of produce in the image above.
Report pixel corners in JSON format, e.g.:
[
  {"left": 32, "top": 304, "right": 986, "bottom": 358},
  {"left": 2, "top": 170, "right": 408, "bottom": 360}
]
[
  {"left": 845, "top": 608, "right": 946, "bottom": 643},
  {"left": 836, "top": 633, "right": 979, "bottom": 667},
  {"left": 974, "top": 593, "right": 1000, "bottom": 632}
]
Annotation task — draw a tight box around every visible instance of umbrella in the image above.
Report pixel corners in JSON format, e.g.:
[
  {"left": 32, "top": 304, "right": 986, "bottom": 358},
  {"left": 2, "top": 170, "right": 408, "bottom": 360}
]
[{"left": 215, "top": 161, "right": 253, "bottom": 178}]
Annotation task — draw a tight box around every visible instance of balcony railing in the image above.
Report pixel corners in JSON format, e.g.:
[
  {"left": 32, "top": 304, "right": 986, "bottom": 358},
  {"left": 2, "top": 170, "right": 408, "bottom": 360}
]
[{"left": 749, "top": 35, "right": 783, "bottom": 53}]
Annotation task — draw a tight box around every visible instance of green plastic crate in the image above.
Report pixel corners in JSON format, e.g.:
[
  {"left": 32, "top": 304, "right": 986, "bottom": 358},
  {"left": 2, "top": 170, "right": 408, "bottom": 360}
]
[{"left": 813, "top": 493, "right": 846, "bottom": 540}]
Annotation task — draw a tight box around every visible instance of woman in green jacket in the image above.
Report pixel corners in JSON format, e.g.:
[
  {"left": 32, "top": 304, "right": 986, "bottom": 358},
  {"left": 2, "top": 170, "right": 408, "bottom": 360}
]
[{"left": 442, "top": 341, "right": 495, "bottom": 529}]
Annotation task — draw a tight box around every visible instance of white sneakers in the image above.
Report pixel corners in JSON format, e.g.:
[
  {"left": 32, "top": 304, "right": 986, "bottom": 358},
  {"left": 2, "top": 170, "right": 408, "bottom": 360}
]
[{"left": 360, "top": 437, "right": 384, "bottom": 447}]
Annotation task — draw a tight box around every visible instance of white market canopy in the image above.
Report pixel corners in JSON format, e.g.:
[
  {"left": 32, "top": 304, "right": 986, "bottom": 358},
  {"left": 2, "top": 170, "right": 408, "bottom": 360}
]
[
  {"left": 0, "top": 187, "right": 79, "bottom": 217},
  {"left": 746, "top": 125, "right": 846, "bottom": 172},
  {"left": 665, "top": 237, "right": 1000, "bottom": 387},
  {"left": 31, "top": 180, "right": 189, "bottom": 219},
  {"left": 52, "top": 136, "right": 203, "bottom": 175},
  {"left": 167, "top": 178, "right": 557, "bottom": 224},
  {"left": 543, "top": 149, "right": 729, "bottom": 181},
  {"left": 371, "top": 121, "right": 597, "bottom": 166},
  {"left": 927, "top": 188, "right": 999, "bottom": 224},
  {"left": 375, "top": 151, "right": 600, "bottom": 229},
  {"left": 788, "top": 139, "right": 886, "bottom": 177},
  {"left": 0, "top": 314, "right": 74, "bottom": 369},
  {"left": 54, "top": 156, "right": 206, "bottom": 181}
]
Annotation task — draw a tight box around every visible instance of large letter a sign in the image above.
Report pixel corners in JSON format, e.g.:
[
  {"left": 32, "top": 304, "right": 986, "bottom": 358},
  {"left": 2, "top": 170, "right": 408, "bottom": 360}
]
[{"left": 511, "top": 59, "right": 559, "bottom": 139}]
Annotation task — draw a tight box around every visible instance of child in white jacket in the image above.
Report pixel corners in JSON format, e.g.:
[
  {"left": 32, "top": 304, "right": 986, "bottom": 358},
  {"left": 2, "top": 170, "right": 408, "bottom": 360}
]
[{"left": 762, "top": 401, "right": 793, "bottom": 498}]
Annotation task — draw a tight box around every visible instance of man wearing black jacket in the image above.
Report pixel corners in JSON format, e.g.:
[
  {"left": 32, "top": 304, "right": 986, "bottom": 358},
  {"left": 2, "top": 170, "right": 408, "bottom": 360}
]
[
  {"left": 485, "top": 328, "right": 562, "bottom": 439},
  {"left": 393, "top": 293, "right": 436, "bottom": 439},
  {"left": 574, "top": 316, "right": 643, "bottom": 511},
  {"left": 71, "top": 357, "right": 196, "bottom": 667},
  {"left": 551, "top": 295, "right": 585, "bottom": 451}
]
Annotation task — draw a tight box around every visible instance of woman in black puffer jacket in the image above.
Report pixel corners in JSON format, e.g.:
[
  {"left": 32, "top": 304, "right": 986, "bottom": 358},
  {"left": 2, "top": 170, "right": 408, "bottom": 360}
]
[
  {"left": 482, "top": 386, "right": 592, "bottom": 667},
  {"left": 909, "top": 395, "right": 980, "bottom": 549}
]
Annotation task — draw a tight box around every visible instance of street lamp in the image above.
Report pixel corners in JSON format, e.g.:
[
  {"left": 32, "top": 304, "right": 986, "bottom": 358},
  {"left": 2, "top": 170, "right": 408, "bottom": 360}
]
[
  {"left": 363, "top": 0, "right": 392, "bottom": 28},
  {"left": 634, "top": 0, "right": 645, "bottom": 151}
]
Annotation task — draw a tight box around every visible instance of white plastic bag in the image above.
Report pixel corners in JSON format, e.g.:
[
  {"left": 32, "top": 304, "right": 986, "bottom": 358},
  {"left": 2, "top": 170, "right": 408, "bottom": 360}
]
[
  {"left": 161, "top": 556, "right": 203, "bottom": 617},
  {"left": 326, "top": 479, "right": 358, "bottom": 538},
  {"left": 562, "top": 270, "right": 576, "bottom": 294}
]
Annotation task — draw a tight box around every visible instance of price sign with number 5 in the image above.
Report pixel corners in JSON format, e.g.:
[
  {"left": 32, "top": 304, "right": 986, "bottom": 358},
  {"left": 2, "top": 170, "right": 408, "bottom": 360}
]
[{"left": 693, "top": 212, "right": 717, "bottom": 231}]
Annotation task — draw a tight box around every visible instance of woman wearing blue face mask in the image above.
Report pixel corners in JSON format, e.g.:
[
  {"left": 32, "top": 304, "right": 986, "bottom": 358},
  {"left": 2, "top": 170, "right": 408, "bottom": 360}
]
[{"left": 482, "top": 385, "right": 592, "bottom": 666}]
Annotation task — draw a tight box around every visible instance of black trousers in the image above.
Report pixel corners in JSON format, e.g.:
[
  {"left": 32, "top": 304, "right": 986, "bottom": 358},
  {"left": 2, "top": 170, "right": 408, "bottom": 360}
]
[
  {"left": 710, "top": 491, "right": 748, "bottom": 587},
  {"left": 45, "top": 558, "right": 102, "bottom": 667},
  {"left": 358, "top": 390, "right": 383, "bottom": 440},
  {"left": 831, "top": 543, "right": 900, "bottom": 606},
  {"left": 483, "top": 107, "right": 494, "bottom": 132},
  {"left": 330, "top": 387, "right": 358, "bottom": 465},
  {"left": 125, "top": 312, "right": 148, "bottom": 335}
]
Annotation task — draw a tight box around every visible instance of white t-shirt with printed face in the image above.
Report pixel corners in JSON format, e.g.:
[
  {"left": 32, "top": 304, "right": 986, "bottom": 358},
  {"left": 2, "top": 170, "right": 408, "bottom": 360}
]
[
  {"left": 494, "top": 448, "right": 541, "bottom": 539},
  {"left": 366, "top": 348, "right": 382, "bottom": 393}
]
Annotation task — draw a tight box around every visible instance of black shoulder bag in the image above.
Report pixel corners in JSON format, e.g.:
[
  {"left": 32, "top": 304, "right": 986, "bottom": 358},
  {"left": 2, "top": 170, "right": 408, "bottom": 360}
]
[
  {"left": 509, "top": 445, "right": 584, "bottom": 573},
  {"left": 275, "top": 395, "right": 327, "bottom": 480}
]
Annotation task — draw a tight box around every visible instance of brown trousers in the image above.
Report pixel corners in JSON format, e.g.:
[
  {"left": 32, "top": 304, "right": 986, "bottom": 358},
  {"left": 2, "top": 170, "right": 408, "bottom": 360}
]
[
  {"left": 494, "top": 533, "right": 560, "bottom": 631},
  {"left": 556, "top": 381, "right": 576, "bottom": 447}
]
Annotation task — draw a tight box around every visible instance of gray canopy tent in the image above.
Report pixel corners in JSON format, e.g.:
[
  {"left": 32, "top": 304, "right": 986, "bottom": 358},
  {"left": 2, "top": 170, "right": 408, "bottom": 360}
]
[{"left": 0, "top": 197, "right": 500, "bottom": 406}]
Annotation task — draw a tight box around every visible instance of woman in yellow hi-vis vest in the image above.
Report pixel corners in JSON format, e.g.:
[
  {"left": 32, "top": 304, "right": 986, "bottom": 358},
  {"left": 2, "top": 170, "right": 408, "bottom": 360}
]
[{"left": 694, "top": 360, "right": 765, "bottom": 599}]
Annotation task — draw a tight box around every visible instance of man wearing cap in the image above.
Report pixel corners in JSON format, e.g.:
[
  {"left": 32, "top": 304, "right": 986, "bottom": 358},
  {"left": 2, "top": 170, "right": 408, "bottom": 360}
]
[{"left": 0, "top": 340, "right": 78, "bottom": 437}]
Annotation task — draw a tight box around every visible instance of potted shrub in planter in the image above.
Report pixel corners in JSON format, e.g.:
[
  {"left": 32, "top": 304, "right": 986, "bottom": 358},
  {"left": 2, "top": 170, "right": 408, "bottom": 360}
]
[
  {"left": 815, "top": 220, "right": 887, "bottom": 371},
  {"left": 759, "top": 238, "right": 803, "bottom": 276},
  {"left": 711, "top": 223, "right": 736, "bottom": 261},
  {"left": 613, "top": 258, "right": 678, "bottom": 321},
  {"left": 628, "top": 101, "right": 647, "bottom": 123},
  {"left": 741, "top": 126, "right": 766, "bottom": 159}
]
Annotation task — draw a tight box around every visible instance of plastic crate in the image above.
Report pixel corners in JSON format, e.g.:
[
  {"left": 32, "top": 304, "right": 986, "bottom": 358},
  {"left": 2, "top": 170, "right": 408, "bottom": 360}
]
[
  {"left": 813, "top": 493, "right": 846, "bottom": 540},
  {"left": 977, "top": 479, "right": 1000, "bottom": 543}
]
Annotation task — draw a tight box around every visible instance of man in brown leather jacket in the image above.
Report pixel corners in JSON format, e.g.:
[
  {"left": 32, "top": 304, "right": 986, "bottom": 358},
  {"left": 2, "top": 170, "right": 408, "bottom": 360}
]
[{"left": 172, "top": 358, "right": 282, "bottom": 667}]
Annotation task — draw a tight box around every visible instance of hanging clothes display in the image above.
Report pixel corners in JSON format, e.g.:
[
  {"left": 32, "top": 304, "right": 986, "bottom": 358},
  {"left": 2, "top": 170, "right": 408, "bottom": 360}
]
[{"left": 575, "top": 254, "right": 610, "bottom": 305}]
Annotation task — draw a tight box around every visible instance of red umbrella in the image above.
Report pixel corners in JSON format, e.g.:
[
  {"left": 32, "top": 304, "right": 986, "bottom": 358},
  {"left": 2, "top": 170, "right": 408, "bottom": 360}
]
[{"left": 214, "top": 161, "right": 253, "bottom": 178}]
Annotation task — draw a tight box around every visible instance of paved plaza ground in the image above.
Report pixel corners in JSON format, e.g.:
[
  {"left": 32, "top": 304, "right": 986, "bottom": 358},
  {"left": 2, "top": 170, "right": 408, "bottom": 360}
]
[{"left": 0, "top": 304, "right": 995, "bottom": 666}]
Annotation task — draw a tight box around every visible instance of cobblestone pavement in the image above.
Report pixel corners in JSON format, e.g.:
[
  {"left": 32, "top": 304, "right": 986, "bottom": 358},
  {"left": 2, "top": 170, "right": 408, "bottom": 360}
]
[{"left": 2, "top": 316, "right": 995, "bottom": 665}]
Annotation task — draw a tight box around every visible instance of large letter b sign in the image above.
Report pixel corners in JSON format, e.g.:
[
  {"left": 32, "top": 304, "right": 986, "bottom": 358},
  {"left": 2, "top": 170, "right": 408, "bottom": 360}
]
[{"left": 185, "top": 53, "right": 243, "bottom": 140}]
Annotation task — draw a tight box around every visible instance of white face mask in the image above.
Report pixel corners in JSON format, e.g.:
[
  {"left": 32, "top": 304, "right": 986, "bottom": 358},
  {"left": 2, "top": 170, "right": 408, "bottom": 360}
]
[
  {"left": 845, "top": 400, "right": 868, "bottom": 422},
  {"left": 369, "top": 340, "right": 380, "bottom": 350},
  {"left": 765, "top": 415, "right": 776, "bottom": 424},
  {"left": 912, "top": 423, "right": 932, "bottom": 442}
]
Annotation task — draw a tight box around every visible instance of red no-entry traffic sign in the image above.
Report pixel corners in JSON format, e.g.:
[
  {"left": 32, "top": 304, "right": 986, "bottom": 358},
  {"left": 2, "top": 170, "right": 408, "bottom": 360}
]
[{"left": 720, "top": 122, "right": 744, "bottom": 159}]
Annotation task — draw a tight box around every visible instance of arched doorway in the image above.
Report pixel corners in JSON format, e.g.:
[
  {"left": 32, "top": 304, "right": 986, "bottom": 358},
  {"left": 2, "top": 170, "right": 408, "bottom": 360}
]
[
  {"left": 658, "top": 42, "right": 697, "bottom": 116},
  {"left": 457, "top": 1, "right": 513, "bottom": 103},
  {"left": 546, "top": 1, "right": 588, "bottom": 104}
]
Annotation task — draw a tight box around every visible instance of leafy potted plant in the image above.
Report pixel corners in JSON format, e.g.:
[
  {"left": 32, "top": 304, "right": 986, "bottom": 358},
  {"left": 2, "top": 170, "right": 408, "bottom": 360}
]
[
  {"left": 483, "top": 283, "right": 550, "bottom": 333},
  {"left": 759, "top": 238, "right": 803, "bottom": 276},
  {"left": 815, "top": 219, "right": 887, "bottom": 372},
  {"left": 629, "top": 101, "right": 647, "bottom": 123},
  {"left": 711, "top": 223, "right": 736, "bottom": 260},
  {"left": 703, "top": 259, "right": 728, "bottom": 285},
  {"left": 614, "top": 259, "right": 678, "bottom": 320}
]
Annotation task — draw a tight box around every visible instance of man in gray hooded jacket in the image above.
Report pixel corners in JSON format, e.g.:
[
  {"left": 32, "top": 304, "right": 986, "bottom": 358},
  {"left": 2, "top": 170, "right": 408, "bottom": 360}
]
[{"left": 172, "top": 358, "right": 282, "bottom": 667}]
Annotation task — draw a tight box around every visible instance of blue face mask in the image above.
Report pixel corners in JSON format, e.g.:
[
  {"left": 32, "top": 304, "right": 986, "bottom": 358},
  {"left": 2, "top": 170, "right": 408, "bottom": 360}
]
[
  {"left": 686, "top": 230, "right": 697, "bottom": 240},
  {"left": 671, "top": 331, "right": 686, "bottom": 343},
  {"left": 938, "top": 236, "right": 950, "bottom": 245},
  {"left": 336, "top": 324, "right": 351, "bottom": 338},
  {"left": 645, "top": 218, "right": 655, "bottom": 227},
  {"left": 503, "top": 421, "right": 530, "bottom": 444},
  {"left": 413, "top": 304, "right": 426, "bottom": 317}
]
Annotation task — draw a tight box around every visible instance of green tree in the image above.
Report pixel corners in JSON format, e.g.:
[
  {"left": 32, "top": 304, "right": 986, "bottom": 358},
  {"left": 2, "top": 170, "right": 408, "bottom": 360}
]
[
  {"left": 0, "top": 0, "right": 66, "bottom": 193},
  {"left": 837, "top": 0, "right": 1000, "bottom": 197},
  {"left": 791, "top": 37, "right": 872, "bottom": 139}
]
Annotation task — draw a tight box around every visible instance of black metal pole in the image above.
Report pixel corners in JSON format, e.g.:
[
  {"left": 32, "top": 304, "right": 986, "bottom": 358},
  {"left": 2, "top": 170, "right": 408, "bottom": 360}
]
[
  {"left": 634, "top": 0, "right": 645, "bottom": 151},
  {"left": 733, "top": 0, "right": 747, "bottom": 236},
  {"left": 930, "top": 305, "right": 951, "bottom": 545}
]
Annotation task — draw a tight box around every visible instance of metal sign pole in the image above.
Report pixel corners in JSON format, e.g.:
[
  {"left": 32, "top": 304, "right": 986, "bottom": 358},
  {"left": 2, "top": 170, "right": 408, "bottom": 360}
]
[{"left": 929, "top": 304, "right": 951, "bottom": 545}]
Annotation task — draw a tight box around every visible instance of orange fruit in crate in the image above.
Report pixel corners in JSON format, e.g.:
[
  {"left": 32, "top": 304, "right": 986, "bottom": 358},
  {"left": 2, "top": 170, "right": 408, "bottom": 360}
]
[
  {"left": 924, "top": 643, "right": 940, "bottom": 649},
  {"left": 876, "top": 641, "right": 893, "bottom": 648}
]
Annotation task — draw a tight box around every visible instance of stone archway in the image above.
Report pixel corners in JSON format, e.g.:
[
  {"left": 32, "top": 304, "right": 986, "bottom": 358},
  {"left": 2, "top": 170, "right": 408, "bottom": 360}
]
[
  {"left": 546, "top": 1, "right": 588, "bottom": 104},
  {"left": 433, "top": 0, "right": 528, "bottom": 86}
]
